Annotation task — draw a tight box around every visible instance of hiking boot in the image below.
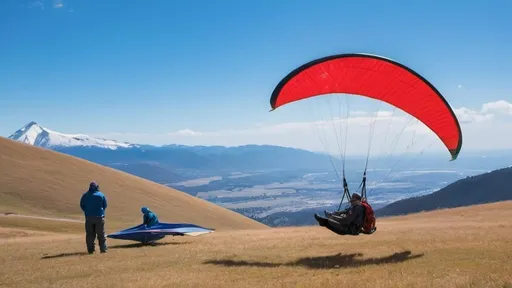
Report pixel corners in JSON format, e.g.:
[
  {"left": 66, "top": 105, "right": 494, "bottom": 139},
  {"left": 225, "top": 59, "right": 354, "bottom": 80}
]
[{"left": 314, "top": 214, "right": 327, "bottom": 227}]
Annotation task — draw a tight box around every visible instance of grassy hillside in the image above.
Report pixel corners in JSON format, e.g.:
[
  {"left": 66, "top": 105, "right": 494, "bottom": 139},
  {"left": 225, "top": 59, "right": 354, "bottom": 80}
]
[
  {"left": 377, "top": 166, "right": 512, "bottom": 217},
  {"left": 0, "top": 137, "right": 268, "bottom": 231},
  {"left": 1, "top": 201, "right": 511, "bottom": 288}
]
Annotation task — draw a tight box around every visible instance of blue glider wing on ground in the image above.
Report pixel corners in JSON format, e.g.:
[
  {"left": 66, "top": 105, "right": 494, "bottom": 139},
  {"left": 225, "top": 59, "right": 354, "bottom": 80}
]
[{"left": 107, "top": 222, "right": 214, "bottom": 243}]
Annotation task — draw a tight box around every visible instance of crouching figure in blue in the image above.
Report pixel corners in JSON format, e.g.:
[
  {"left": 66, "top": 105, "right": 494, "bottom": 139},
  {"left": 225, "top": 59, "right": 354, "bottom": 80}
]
[{"left": 141, "top": 207, "right": 159, "bottom": 228}]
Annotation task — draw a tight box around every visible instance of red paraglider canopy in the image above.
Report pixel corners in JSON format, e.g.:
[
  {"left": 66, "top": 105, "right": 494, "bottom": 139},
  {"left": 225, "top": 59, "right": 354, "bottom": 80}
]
[{"left": 270, "top": 53, "right": 462, "bottom": 160}]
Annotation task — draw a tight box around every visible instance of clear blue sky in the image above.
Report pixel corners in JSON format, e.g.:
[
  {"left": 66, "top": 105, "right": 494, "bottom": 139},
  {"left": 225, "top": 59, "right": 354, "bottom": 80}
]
[{"left": 1, "top": 0, "right": 511, "bottom": 150}]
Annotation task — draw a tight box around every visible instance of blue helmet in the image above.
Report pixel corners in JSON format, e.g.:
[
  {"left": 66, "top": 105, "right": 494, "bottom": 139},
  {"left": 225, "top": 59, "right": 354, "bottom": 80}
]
[{"left": 141, "top": 207, "right": 150, "bottom": 214}]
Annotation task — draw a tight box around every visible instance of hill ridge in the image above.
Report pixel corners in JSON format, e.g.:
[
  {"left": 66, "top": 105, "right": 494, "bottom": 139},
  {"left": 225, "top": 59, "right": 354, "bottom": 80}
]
[
  {"left": 376, "top": 166, "right": 512, "bottom": 216},
  {"left": 0, "top": 136, "right": 268, "bottom": 231}
]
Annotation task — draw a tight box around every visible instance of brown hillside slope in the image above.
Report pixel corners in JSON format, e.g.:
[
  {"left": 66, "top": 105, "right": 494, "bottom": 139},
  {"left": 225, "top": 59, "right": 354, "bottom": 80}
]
[{"left": 0, "top": 137, "right": 268, "bottom": 231}]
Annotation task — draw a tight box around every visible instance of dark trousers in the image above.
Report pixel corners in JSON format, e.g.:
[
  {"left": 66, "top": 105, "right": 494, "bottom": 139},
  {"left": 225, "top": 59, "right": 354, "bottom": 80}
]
[
  {"left": 315, "top": 214, "right": 359, "bottom": 236},
  {"left": 85, "top": 216, "right": 107, "bottom": 253},
  {"left": 326, "top": 218, "right": 360, "bottom": 235}
]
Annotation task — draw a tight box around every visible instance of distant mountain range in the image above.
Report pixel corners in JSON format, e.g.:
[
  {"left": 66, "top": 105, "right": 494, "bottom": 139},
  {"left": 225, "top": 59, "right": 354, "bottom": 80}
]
[
  {"left": 8, "top": 121, "right": 512, "bottom": 185},
  {"left": 7, "top": 122, "right": 337, "bottom": 183},
  {"left": 376, "top": 166, "right": 512, "bottom": 217}
]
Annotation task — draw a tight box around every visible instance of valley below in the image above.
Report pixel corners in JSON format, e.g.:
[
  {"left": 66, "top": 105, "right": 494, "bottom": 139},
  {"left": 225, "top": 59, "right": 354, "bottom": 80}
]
[{"left": 166, "top": 167, "right": 486, "bottom": 227}]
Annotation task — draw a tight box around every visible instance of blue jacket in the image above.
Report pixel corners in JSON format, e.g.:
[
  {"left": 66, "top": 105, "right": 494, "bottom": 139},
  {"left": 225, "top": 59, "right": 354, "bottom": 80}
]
[
  {"left": 143, "top": 211, "right": 159, "bottom": 227},
  {"left": 80, "top": 189, "right": 107, "bottom": 217}
]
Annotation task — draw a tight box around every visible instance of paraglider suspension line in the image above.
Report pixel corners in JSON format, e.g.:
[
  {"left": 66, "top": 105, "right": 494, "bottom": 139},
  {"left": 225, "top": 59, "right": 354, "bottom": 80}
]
[{"left": 337, "top": 176, "right": 351, "bottom": 210}]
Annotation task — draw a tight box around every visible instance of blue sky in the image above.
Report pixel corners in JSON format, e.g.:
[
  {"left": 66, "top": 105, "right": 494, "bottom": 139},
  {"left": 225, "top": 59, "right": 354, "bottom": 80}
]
[{"left": 1, "top": 0, "right": 512, "bottom": 154}]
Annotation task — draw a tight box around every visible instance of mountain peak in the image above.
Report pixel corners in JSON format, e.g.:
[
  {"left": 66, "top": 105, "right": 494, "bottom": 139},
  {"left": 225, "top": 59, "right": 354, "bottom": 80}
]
[
  {"left": 8, "top": 121, "right": 137, "bottom": 150},
  {"left": 9, "top": 121, "right": 47, "bottom": 146},
  {"left": 18, "top": 121, "right": 40, "bottom": 132}
]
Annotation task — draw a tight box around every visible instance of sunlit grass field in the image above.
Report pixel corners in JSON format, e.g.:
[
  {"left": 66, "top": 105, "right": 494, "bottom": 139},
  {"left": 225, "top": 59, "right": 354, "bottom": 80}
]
[{"left": 2, "top": 201, "right": 511, "bottom": 288}]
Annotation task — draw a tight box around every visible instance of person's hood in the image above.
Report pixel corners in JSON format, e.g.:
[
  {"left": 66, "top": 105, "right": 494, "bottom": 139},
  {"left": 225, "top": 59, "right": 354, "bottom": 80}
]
[
  {"left": 141, "top": 207, "right": 150, "bottom": 214},
  {"left": 88, "top": 181, "right": 99, "bottom": 193}
]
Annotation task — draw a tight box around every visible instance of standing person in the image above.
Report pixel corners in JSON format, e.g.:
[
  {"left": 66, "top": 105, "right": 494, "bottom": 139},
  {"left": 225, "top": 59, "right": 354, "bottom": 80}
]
[{"left": 80, "top": 181, "right": 108, "bottom": 254}]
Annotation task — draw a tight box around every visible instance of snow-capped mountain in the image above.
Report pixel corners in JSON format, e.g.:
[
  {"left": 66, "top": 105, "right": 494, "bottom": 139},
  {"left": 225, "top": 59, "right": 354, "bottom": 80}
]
[{"left": 8, "top": 121, "right": 137, "bottom": 150}]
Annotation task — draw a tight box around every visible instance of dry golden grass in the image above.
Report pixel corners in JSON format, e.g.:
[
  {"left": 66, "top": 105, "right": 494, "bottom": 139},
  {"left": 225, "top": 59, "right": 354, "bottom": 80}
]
[
  {"left": 1, "top": 201, "right": 511, "bottom": 288},
  {"left": 0, "top": 137, "right": 267, "bottom": 231},
  {"left": 0, "top": 215, "right": 83, "bottom": 235}
]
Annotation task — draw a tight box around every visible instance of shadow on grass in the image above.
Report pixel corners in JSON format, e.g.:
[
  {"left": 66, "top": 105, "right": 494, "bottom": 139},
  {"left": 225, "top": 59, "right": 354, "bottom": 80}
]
[
  {"left": 41, "top": 252, "right": 89, "bottom": 259},
  {"left": 204, "top": 250, "right": 424, "bottom": 269},
  {"left": 109, "top": 241, "right": 191, "bottom": 249},
  {"left": 40, "top": 241, "right": 191, "bottom": 259}
]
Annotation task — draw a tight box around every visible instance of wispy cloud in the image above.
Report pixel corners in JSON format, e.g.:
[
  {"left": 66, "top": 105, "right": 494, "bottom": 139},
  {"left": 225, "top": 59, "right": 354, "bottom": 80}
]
[
  {"left": 481, "top": 100, "right": 512, "bottom": 115},
  {"left": 168, "top": 111, "right": 407, "bottom": 138},
  {"left": 28, "top": 1, "right": 44, "bottom": 10},
  {"left": 94, "top": 100, "right": 512, "bottom": 155},
  {"left": 454, "top": 107, "right": 494, "bottom": 124},
  {"left": 27, "top": 0, "right": 71, "bottom": 11},
  {"left": 170, "top": 129, "right": 204, "bottom": 136},
  {"left": 53, "top": 0, "right": 63, "bottom": 8},
  {"left": 454, "top": 99, "right": 512, "bottom": 124}
]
